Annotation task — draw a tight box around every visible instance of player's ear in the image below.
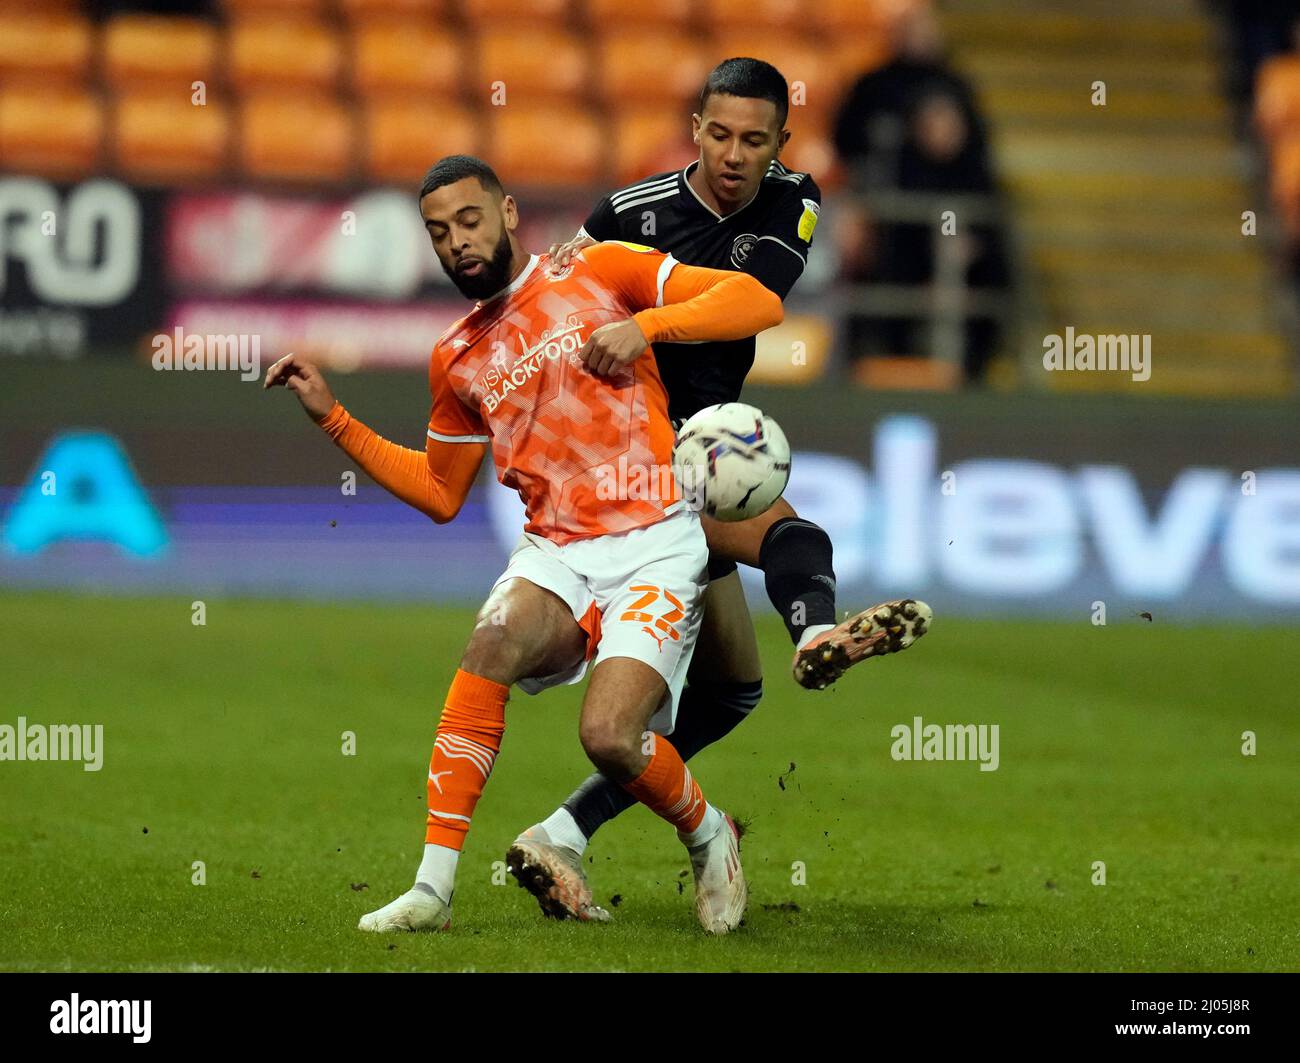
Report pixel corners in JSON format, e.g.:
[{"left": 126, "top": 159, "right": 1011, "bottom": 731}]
[
  {"left": 776, "top": 128, "right": 791, "bottom": 157},
  {"left": 691, "top": 113, "right": 702, "bottom": 144},
  {"left": 501, "top": 193, "right": 519, "bottom": 232}
]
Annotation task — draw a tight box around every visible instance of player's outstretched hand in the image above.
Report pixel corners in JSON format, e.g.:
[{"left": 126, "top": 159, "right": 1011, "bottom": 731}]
[
  {"left": 580, "top": 319, "right": 650, "bottom": 376},
  {"left": 263, "top": 352, "right": 336, "bottom": 423},
  {"left": 547, "top": 234, "right": 596, "bottom": 271}
]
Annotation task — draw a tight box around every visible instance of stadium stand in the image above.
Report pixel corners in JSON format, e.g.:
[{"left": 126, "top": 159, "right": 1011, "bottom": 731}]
[
  {"left": 0, "top": 0, "right": 903, "bottom": 190},
  {"left": 0, "top": 0, "right": 1293, "bottom": 394}
]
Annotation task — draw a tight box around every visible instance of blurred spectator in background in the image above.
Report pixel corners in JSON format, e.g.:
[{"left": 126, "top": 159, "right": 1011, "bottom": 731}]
[
  {"left": 1221, "top": 0, "right": 1300, "bottom": 114},
  {"left": 1253, "top": 17, "right": 1300, "bottom": 269},
  {"left": 832, "top": 10, "right": 1008, "bottom": 384},
  {"left": 1248, "top": 13, "right": 1300, "bottom": 285},
  {"left": 832, "top": 7, "right": 987, "bottom": 188}
]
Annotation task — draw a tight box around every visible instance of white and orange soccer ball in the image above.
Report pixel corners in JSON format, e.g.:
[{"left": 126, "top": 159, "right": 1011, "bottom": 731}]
[{"left": 671, "top": 402, "right": 791, "bottom": 523}]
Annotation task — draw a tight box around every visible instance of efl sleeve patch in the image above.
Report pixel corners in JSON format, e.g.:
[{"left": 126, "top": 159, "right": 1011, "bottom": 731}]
[{"left": 797, "top": 198, "right": 820, "bottom": 243}]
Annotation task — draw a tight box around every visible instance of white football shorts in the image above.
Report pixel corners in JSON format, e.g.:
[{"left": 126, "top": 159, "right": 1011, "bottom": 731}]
[{"left": 491, "top": 506, "right": 708, "bottom": 735}]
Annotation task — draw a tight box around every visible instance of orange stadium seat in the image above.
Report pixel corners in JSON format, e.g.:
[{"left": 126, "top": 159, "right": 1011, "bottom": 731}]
[
  {"left": 709, "top": 32, "right": 844, "bottom": 122},
  {"left": 362, "top": 98, "right": 479, "bottom": 184},
  {"left": 811, "top": 0, "right": 923, "bottom": 33},
  {"left": 338, "top": 0, "right": 447, "bottom": 22},
  {"left": 227, "top": 19, "right": 345, "bottom": 91},
  {"left": 611, "top": 106, "right": 695, "bottom": 184},
  {"left": 475, "top": 28, "right": 590, "bottom": 105},
  {"left": 0, "top": 11, "right": 93, "bottom": 86},
  {"left": 102, "top": 16, "right": 220, "bottom": 90},
  {"left": 0, "top": 0, "right": 81, "bottom": 10},
  {"left": 111, "top": 91, "right": 232, "bottom": 183},
  {"left": 751, "top": 314, "right": 830, "bottom": 383},
  {"left": 1256, "top": 55, "right": 1300, "bottom": 144},
  {"left": 585, "top": 0, "right": 694, "bottom": 31},
  {"left": 352, "top": 22, "right": 464, "bottom": 98},
  {"left": 220, "top": 0, "right": 330, "bottom": 18},
  {"left": 853, "top": 355, "right": 960, "bottom": 391},
  {"left": 487, "top": 105, "right": 604, "bottom": 187},
  {"left": 699, "top": 0, "right": 808, "bottom": 34},
  {"left": 829, "top": 32, "right": 896, "bottom": 93},
  {"left": 238, "top": 92, "right": 357, "bottom": 182},
  {"left": 0, "top": 86, "right": 102, "bottom": 176},
  {"left": 594, "top": 30, "right": 713, "bottom": 108},
  {"left": 460, "top": 0, "right": 571, "bottom": 26}
]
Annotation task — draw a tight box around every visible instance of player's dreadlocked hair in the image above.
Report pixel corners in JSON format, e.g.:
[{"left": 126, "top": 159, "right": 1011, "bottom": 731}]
[
  {"left": 699, "top": 57, "right": 789, "bottom": 128},
  {"left": 418, "top": 155, "right": 503, "bottom": 201}
]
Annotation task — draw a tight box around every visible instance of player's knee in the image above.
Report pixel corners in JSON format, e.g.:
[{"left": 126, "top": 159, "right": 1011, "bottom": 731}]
[
  {"left": 459, "top": 615, "right": 526, "bottom": 680},
  {"left": 578, "top": 717, "right": 641, "bottom": 780}
]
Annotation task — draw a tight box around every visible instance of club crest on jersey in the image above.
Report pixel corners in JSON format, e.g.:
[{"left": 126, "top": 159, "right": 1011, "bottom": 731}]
[{"left": 730, "top": 233, "right": 758, "bottom": 267}]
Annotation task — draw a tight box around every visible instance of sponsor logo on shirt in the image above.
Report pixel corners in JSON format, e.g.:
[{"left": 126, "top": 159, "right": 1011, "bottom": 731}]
[{"left": 478, "top": 321, "right": 587, "bottom": 413}]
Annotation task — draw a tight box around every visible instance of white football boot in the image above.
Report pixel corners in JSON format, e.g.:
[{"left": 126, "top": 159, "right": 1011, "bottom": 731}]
[
  {"left": 793, "top": 598, "right": 933, "bottom": 691},
  {"left": 505, "top": 825, "right": 610, "bottom": 922},
  {"left": 357, "top": 882, "right": 452, "bottom": 932},
  {"left": 684, "top": 812, "right": 746, "bottom": 935}
]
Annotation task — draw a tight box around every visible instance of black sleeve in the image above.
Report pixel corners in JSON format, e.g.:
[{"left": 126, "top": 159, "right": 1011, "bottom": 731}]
[
  {"left": 744, "top": 175, "right": 821, "bottom": 301},
  {"left": 579, "top": 194, "right": 619, "bottom": 241}
]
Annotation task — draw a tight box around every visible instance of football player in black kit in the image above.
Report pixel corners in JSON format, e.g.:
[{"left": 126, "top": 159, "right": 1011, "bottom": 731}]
[{"left": 505, "top": 58, "right": 931, "bottom": 923}]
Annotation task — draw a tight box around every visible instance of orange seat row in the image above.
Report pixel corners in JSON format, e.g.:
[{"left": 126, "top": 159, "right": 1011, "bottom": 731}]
[
  {"left": 0, "top": 86, "right": 839, "bottom": 188},
  {"left": 0, "top": 11, "right": 891, "bottom": 122},
  {"left": 212, "top": 0, "right": 922, "bottom": 33}
]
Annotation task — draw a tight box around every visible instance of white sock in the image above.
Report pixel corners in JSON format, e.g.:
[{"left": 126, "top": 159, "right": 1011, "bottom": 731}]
[
  {"left": 797, "top": 623, "right": 835, "bottom": 650},
  {"left": 539, "top": 806, "right": 589, "bottom": 855},
  {"left": 678, "top": 803, "right": 724, "bottom": 848},
  {"left": 414, "top": 843, "right": 458, "bottom": 903}
]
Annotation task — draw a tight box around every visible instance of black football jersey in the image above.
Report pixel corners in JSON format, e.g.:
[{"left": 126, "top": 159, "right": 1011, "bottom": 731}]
[{"left": 580, "top": 159, "right": 821, "bottom": 423}]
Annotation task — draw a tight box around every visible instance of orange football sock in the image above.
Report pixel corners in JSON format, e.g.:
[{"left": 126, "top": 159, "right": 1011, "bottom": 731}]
[
  {"left": 424, "top": 669, "right": 509, "bottom": 849},
  {"left": 622, "top": 732, "right": 708, "bottom": 834}
]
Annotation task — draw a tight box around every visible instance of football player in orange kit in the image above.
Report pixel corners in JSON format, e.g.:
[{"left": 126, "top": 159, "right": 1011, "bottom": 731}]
[{"left": 265, "top": 155, "right": 782, "bottom": 934}]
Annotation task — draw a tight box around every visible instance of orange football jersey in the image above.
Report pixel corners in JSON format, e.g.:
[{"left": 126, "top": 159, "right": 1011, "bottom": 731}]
[{"left": 427, "top": 243, "right": 682, "bottom": 544}]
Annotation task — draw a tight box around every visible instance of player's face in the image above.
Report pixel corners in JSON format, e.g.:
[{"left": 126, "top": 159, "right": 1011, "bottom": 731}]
[
  {"left": 421, "top": 178, "right": 519, "bottom": 299},
  {"left": 692, "top": 94, "right": 791, "bottom": 209}
]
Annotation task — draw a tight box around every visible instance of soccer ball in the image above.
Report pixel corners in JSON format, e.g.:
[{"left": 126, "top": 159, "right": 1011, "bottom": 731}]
[{"left": 671, "top": 402, "right": 791, "bottom": 522}]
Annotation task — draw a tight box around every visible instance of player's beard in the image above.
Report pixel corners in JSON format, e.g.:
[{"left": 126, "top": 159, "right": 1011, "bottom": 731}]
[{"left": 446, "top": 226, "right": 515, "bottom": 300}]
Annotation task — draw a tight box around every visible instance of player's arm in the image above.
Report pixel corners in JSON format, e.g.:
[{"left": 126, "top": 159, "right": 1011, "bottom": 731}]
[
  {"left": 741, "top": 175, "right": 821, "bottom": 300},
  {"left": 633, "top": 258, "right": 784, "bottom": 342},
  {"left": 578, "top": 242, "right": 783, "bottom": 375},
  {"left": 319, "top": 405, "right": 484, "bottom": 524},
  {"left": 263, "top": 353, "right": 485, "bottom": 524}
]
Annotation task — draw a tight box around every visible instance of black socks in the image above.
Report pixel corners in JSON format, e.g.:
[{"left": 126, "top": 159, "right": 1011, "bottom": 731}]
[{"left": 758, "top": 517, "right": 837, "bottom": 644}]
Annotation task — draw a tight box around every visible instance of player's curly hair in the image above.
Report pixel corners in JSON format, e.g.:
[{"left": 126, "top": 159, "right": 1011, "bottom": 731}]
[
  {"left": 700, "top": 57, "right": 789, "bottom": 128},
  {"left": 419, "top": 155, "right": 503, "bottom": 201}
]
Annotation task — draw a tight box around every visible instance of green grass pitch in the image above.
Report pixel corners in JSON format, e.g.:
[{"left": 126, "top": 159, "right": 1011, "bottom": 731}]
[{"left": 0, "top": 592, "right": 1296, "bottom": 972}]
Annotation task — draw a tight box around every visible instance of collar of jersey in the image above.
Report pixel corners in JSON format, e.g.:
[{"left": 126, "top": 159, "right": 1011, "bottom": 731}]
[
  {"left": 475, "top": 253, "right": 540, "bottom": 307},
  {"left": 681, "top": 161, "right": 762, "bottom": 222}
]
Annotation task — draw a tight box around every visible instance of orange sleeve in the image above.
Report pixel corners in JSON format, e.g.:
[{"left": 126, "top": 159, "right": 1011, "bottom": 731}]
[
  {"left": 318, "top": 402, "right": 485, "bottom": 524},
  {"left": 578, "top": 240, "right": 783, "bottom": 344},
  {"left": 632, "top": 263, "right": 784, "bottom": 344}
]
